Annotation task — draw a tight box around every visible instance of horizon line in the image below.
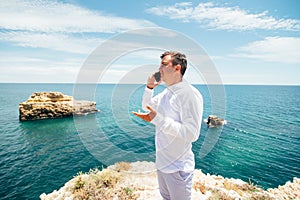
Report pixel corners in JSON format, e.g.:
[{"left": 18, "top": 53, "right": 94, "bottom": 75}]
[{"left": 0, "top": 82, "right": 299, "bottom": 86}]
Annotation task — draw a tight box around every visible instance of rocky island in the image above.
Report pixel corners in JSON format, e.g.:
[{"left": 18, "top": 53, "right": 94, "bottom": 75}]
[
  {"left": 19, "top": 92, "right": 99, "bottom": 121},
  {"left": 40, "top": 161, "right": 299, "bottom": 200},
  {"left": 205, "top": 115, "right": 227, "bottom": 128}
]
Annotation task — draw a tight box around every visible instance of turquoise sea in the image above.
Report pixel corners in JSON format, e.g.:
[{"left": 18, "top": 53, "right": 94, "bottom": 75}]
[{"left": 0, "top": 83, "right": 299, "bottom": 200}]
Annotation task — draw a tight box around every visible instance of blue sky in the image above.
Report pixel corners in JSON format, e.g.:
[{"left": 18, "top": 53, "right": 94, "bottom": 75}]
[{"left": 0, "top": 0, "right": 299, "bottom": 85}]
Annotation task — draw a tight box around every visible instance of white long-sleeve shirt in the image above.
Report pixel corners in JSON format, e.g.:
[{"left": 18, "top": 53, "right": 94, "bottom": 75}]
[{"left": 142, "top": 80, "right": 203, "bottom": 173}]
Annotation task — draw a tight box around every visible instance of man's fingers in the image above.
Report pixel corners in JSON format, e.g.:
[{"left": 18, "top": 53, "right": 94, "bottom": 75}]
[
  {"left": 132, "top": 111, "right": 151, "bottom": 122},
  {"left": 132, "top": 111, "right": 138, "bottom": 116},
  {"left": 146, "top": 105, "right": 154, "bottom": 112}
]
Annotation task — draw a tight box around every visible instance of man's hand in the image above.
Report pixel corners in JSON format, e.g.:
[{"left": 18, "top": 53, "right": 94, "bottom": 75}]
[
  {"left": 132, "top": 105, "right": 157, "bottom": 122},
  {"left": 147, "top": 73, "right": 161, "bottom": 89}
]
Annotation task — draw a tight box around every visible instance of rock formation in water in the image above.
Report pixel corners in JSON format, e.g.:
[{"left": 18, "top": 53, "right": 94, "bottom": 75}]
[
  {"left": 19, "top": 92, "right": 99, "bottom": 121},
  {"left": 206, "top": 115, "right": 227, "bottom": 128}
]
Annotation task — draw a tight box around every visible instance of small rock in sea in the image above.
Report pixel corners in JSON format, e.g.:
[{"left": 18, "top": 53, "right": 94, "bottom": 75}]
[
  {"left": 205, "top": 115, "right": 227, "bottom": 128},
  {"left": 19, "top": 92, "right": 99, "bottom": 121}
]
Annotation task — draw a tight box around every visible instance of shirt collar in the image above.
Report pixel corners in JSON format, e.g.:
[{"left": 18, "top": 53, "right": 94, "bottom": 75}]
[{"left": 167, "top": 80, "right": 186, "bottom": 92}]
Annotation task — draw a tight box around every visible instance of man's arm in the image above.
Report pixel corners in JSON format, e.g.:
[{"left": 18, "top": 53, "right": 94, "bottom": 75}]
[
  {"left": 132, "top": 74, "right": 160, "bottom": 119},
  {"left": 142, "top": 87, "right": 154, "bottom": 111},
  {"left": 142, "top": 73, "right": 161, "bottom": 111}
]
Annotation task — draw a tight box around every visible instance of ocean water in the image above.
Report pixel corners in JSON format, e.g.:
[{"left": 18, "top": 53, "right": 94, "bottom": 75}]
[{"left": 0, "top": 83, "right": 299, "bottom": 200}]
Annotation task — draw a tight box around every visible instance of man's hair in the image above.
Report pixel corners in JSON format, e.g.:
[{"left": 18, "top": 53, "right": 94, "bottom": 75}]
[{"left": 161, "top": 51, "right": 187, "bottom": 76}]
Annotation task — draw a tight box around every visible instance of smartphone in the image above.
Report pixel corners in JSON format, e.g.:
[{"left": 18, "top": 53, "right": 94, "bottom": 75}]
[{"left": 154, "top": 71, "right": 161, "bottom": 82}]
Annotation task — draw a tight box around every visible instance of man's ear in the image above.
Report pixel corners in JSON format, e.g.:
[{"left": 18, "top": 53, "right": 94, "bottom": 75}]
[{"left": 175, "top": 64, "right": 181, "bottom": 72}]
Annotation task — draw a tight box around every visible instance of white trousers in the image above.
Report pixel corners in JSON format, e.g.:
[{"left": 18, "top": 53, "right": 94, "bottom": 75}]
[{"left": 157, "top": 170, "right": 194, "bottom": 200}]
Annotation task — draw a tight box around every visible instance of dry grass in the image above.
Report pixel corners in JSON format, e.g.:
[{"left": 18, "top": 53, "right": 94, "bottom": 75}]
[
  {"left": 115, "top": 161, "right": 131, "bottom": 172},
  {"left": 193, "top": 178, "right": 274, "bottom": 200},
  {"left": 72, "top": 168, "right": 139, "bottom": 200},
  {"left": 193, "top": 182, "right": 206, "bottom": 194}
]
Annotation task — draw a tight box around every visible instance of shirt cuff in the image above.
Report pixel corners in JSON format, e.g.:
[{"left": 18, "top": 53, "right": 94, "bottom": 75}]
[{"left": 145, "top": 86, "right": 154, "bottom": 92}]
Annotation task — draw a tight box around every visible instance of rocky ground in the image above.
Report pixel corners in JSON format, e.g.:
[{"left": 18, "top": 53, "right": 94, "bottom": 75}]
[{"left": 40, "top": 161, "right": 300, "bottom": 200}]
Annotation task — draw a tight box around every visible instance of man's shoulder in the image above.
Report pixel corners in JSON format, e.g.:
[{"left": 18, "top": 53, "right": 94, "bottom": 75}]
[
  {"left": 171, "top": 82, "right": 202, "bottom": 100},
  {"left": 183, "top": 83, "right": 203, "bottom": 103},
  {"left": 182, "top": 82, "right": 201, "bottom": 94}
]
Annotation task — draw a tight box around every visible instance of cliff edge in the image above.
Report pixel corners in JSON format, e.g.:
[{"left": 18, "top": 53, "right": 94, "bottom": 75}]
[{"left": 40, "top": 161, "right": 300, "bottom": 200}]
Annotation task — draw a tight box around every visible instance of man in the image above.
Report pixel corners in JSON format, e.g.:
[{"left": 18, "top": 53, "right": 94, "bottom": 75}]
[{"left": 133, "top": 51, "right": 203, "bottom": 200}]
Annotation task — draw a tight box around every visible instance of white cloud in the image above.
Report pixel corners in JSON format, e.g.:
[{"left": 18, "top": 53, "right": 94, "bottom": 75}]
[
  {"left": 0, "top": 31, "right": 102, "bottom": 54},
  {"left": 232, "top": 37, "right": 300, "bottom": 64},
  {"left": 0, "top": 53, "right": 82, "bottom": 82},
  {"left": 146, "top": 2, "right": 300, "bottom": 31},
  {"left": 0, "top": 52, "right": 82, "bottom": 70},
  {"left": 0, "top": 65, "right": 79, "bottom": 83},
  {"left": 0, "top": 0, "right": 155, "bottom": 33},
  {"left": 0, "top": 0, "right": 157, "bottom": 54}
]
